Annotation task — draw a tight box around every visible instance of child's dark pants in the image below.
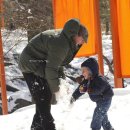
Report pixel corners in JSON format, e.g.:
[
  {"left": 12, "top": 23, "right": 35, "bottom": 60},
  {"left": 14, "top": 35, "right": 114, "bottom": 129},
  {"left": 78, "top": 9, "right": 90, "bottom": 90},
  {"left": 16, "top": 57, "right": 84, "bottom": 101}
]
[{"left": 91, "top": 97, "right": 113, "bottom": 130}]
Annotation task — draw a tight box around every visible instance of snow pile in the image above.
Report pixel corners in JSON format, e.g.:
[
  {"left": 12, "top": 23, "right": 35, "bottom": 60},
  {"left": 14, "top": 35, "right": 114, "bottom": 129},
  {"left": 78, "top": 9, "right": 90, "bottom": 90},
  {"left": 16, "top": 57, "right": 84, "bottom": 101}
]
[{"left": 0, "top": 84, "right": 130, "bottom": 130}]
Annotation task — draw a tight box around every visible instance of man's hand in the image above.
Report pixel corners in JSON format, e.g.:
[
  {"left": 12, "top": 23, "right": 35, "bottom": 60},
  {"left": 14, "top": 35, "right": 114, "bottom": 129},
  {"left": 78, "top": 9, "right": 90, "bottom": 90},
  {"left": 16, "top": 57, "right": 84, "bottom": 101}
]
[
  {"left": 51, "top": 91, "right": 60, "bottom": 105},
  {"left": 70, "top": 96, "right": 76, "bottom": 104},
  {"left": 51, "top": 94, "right": 57, "bottom": 105},
  {"left": 55, "top": 91, "right": 61, "bottom": 102}
]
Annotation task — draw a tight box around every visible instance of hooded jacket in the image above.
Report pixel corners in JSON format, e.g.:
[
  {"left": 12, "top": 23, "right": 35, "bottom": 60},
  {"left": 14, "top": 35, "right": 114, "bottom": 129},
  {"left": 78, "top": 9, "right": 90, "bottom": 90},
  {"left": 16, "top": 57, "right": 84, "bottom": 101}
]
[
  {"left": 18, "top": 19, "right": 82, "bottom": 93},
  {"left": 72, "top": 58, "right": 114, "bottom": 102}
]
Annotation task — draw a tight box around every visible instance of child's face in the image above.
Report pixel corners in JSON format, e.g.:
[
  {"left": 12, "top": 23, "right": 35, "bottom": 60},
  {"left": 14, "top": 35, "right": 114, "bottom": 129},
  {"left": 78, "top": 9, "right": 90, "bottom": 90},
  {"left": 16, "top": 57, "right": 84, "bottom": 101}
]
[{"left": 81, "top": 67, "right": 91, "bottom": 79}]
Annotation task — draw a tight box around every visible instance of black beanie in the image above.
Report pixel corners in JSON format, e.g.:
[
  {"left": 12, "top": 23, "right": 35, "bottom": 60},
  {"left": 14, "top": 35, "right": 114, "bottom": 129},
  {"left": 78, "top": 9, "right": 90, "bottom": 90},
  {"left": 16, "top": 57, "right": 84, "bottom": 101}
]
[{"left": 81, "top": 58, "right": 99, "bottom": 76}]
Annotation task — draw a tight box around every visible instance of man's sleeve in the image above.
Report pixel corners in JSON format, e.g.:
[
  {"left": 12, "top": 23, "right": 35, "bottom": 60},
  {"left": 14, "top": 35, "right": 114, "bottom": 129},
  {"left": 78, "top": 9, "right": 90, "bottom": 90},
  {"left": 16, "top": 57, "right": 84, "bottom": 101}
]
[{"left": 45, "top": 44, "right": 67, "bottom": 93}]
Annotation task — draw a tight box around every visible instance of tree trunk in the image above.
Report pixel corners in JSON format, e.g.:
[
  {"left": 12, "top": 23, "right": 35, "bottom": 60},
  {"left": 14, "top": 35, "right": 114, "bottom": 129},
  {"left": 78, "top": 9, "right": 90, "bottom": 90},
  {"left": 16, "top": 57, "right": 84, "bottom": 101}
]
[{"left": 105, "top": 18, "right": 109, "bottom": 35}]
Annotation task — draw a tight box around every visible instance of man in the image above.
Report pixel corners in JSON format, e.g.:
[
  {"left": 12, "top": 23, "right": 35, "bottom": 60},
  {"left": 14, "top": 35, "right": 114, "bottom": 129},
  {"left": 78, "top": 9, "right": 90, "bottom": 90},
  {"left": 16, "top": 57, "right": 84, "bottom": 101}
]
[{"left": 18, "top": 18, "right": 88, "bottom": 130}]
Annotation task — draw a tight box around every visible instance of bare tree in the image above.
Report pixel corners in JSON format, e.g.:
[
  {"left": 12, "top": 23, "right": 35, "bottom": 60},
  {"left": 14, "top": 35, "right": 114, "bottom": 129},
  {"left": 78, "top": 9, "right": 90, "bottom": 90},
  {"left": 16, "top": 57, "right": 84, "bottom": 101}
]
[
  {"left": 99, "top": 0, "right": 110, "bottom": 35},
  {"left": 3, "top": 0, "right": 53, "bottom": 40}
]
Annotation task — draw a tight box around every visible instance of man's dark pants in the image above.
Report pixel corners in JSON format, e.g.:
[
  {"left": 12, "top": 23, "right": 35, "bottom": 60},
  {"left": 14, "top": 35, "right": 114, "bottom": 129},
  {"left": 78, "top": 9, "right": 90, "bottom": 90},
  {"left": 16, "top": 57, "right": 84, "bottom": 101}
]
[{"left": 23, "top": 73, "right": 56, "bottom": 130}]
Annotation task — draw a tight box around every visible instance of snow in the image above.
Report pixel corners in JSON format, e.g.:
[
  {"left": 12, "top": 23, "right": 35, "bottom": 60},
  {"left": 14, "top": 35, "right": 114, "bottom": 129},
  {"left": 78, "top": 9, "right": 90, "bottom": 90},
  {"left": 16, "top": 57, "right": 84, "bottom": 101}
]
[
  {"left": 0, "top": 86, "right": 130, "bottom": 130},
  {"left": 0, "top": 29, "right": 130, "bottom": 130}
]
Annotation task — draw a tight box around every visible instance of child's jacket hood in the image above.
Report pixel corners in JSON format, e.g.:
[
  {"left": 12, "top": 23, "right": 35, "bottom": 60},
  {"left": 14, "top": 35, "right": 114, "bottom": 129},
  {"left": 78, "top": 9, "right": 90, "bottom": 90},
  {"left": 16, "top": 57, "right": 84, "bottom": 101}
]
[{"left": 81, "top": 58, "right": 99, "bottom": 77}]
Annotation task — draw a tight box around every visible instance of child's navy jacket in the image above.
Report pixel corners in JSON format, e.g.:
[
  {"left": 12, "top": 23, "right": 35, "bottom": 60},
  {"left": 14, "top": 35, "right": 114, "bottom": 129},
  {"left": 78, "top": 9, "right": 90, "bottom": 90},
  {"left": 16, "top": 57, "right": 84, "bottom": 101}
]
[{"left": 72, "top": 58, "right": 114, "bottom": 102}]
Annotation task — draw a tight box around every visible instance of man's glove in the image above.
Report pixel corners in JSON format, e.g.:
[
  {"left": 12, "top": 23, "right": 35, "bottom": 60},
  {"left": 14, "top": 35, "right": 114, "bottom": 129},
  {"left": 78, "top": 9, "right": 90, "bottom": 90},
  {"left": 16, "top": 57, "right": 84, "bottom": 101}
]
[
  {"left": 51, "top": 94, "right": 57, "bottom": 105},
  {"left": 55, "top": 91, "right": 60, "bottom": 102},
  {"left": 70, "top": 96, "right": 76, "bottom": 104},
  {"left": 51, "top": 90, "right": 61, "bottom": 105}
]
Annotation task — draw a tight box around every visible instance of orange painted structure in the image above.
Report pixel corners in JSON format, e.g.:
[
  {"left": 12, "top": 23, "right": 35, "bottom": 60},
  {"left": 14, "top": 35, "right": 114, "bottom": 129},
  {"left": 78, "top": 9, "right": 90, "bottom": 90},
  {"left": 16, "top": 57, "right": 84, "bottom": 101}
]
[
  {"left": 0, "top": 0, "right": 8, "bottom": 114},
  {"left": 110, "top": 0, "right": 130, "bottom": 87}
]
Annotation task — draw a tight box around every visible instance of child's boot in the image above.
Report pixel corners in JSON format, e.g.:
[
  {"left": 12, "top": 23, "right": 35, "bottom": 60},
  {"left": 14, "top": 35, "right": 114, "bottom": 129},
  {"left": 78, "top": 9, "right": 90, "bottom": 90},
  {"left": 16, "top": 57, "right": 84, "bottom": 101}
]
[{"left": 104, "top": 128, "right": 114, "bottom": 130}]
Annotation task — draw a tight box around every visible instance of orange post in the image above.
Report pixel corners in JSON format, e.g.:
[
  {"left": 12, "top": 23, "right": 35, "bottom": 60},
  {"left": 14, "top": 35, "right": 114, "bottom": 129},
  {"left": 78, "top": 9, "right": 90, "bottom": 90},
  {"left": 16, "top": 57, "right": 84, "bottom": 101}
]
[
  {"left": 116, "top": 0, "right": 130, "bottom": 77},
  {"left": 94, "top": 0, "right": 104, "bottom": 75},
  {"left": 110, "top": 0, "right": 123, "bottom": 88},
  {"left": 0, "top": 0, "right": 8, "bottom": 114},
  {"left": 0, "top": 0, "right": 4, "bottom": 27}
]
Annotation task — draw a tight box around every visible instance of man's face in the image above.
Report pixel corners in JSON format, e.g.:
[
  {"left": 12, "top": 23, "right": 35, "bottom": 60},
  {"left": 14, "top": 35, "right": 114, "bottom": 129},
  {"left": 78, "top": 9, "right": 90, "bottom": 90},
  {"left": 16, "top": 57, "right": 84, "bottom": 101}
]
[{"left": 73, "top": 35, "right": 85, "bottom": 46}]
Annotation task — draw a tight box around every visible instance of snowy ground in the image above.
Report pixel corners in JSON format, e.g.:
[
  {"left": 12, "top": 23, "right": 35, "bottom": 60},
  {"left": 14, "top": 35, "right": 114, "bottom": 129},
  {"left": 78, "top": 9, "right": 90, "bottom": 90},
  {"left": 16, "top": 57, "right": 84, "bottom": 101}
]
[
  {"left": 0, "top": 86, "right": 130, "bottom": 130},
  {"left": 0, "top": 30, "right": 130, "bottom": 130}
]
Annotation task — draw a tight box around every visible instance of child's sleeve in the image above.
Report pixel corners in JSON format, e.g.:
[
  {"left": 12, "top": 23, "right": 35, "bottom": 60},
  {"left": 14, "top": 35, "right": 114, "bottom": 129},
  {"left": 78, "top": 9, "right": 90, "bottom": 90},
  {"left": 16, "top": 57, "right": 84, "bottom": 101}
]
[
  {"left": 72, "top": 80, "right": 88, "bottom": 100},
  {"left": 72, "top": 87, "right": 84, "bottom": 100}
]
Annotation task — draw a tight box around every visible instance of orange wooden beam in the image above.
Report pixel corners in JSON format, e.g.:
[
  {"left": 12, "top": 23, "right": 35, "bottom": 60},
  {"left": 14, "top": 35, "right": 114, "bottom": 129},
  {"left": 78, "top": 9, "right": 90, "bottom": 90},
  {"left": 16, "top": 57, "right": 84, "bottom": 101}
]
[
  {"left": 110, "top": 0, "right": 123, "bottom": 88},
  {"left": 0, "top": 0, "right": 8, "bottom": 114},
  {"left": 94, "top": 0, "right": 104, "bottom": 75},
  {"left": 0, "top": 0, "right": 4, "bottom": 27},
  {"left": 0, "top": 30, "right": 8, "bottom": 115}
]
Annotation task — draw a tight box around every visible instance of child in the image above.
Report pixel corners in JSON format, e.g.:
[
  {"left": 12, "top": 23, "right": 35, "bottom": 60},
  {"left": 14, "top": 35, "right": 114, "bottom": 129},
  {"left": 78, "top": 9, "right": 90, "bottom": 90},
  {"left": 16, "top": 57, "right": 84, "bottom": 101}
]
[{"left": 70, "top": 58, "right": 114, "bottom": 130}]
